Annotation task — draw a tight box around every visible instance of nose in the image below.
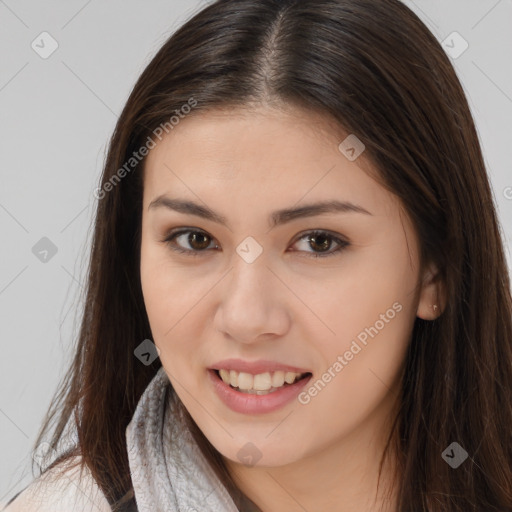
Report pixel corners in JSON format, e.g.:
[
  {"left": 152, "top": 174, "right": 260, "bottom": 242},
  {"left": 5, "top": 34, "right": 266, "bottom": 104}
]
[{"left": 213, "top": 255, "right": 291, "bottom": 344}]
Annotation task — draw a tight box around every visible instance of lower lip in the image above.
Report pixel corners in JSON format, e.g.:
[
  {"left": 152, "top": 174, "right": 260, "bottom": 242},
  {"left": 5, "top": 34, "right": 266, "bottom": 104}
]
[{"left": 207, "top": 369, "right": 312, "bottom": 414}]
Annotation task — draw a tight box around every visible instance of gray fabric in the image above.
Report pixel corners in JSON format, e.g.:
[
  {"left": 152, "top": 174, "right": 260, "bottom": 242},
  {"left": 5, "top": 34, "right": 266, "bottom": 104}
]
[
  {"left": 3, "top": 366, "right": 263, "bottom": 512},
  {"left": 126, "top": 366, "right": 259, "bottom": 512}
]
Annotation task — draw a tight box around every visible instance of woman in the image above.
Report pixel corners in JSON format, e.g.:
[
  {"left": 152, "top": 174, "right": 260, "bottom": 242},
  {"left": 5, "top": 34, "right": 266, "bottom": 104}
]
[{"left": 4, "top": 0, "right": 512, "bottom": 511}]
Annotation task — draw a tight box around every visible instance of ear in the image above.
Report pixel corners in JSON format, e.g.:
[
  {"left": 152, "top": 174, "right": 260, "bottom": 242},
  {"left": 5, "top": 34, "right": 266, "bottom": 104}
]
[{"left": 416, "top": 261, "right": 445, "bottom": 320}]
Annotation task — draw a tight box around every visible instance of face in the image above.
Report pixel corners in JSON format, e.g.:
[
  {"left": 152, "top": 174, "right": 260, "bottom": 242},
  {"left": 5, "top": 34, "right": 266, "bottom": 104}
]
[{"left": 140, "top": 105, "right": 438, "bottom": 468}]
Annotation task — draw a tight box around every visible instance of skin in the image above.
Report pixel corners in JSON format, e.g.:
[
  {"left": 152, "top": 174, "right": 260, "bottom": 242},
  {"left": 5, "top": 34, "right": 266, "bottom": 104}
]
[{"left": 140, "top": 105, "right": 444, "bottom": 512}]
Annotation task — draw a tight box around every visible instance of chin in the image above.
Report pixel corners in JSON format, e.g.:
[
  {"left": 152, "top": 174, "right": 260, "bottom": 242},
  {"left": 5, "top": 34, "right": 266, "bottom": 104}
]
[{"left": 212, "top": 438, "right": 306, "bottom": 468}]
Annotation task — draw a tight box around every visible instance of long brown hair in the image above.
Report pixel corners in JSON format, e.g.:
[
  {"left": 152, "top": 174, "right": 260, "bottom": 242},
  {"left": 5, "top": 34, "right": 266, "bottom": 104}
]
[{"left": 31, "top": 0, "right": 512, "bottom": 510}]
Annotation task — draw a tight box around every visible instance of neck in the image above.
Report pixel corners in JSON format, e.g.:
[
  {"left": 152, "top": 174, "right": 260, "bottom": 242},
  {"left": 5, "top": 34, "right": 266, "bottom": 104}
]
[{"left": 223, "top": 387, "right": 401, "bottom": 512}]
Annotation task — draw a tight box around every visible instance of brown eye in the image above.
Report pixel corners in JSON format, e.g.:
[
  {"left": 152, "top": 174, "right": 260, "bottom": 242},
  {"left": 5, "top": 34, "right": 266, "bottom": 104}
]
[
  {"left": 163, "top": 229, "right": 217, "bottom": 256},
  {"left": 162, "top": 228, "right": 349, "bottom": 259},
  {"left": 186, "top": 231, "right": 211, "bottom": 250},
  {"left": 290, "top": 230, "right": 349, "bottom": 258},
  {"left": 307, "top": 233, "right": 331, "bottom": 252}
]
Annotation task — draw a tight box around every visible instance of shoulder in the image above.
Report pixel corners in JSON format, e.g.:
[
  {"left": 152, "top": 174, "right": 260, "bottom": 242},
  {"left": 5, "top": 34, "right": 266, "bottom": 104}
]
[{"left": 2, "top": 456, "right": 112, "bottom": 512}]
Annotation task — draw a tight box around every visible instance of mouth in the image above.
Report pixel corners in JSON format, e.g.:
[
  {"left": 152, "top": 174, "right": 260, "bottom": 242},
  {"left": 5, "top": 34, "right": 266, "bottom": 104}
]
[
  {"left": 211, "top": 368, "right": 313, "bottom": 395},
  {"left": 208, "top": 368, "right": 313, "bottom": 414},
  {"left": 207, "top": 359, "right": 314, "bottom": 414}
]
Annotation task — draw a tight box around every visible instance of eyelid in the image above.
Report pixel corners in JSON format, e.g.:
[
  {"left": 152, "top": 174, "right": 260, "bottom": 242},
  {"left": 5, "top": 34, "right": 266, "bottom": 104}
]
[
  {"left": 161, "top": 227, "right": 350, "bottom": 258},
  {"left": 288, "top": 229, "right": 349, "bottom": 258},
  {"left": 161, "top": 228, "right": 219, "bottom": 257}
]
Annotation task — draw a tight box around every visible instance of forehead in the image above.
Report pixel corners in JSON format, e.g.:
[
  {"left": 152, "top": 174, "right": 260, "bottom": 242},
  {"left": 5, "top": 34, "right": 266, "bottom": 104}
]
[{"left": 142, "top": 106, "right": 396, "bottom": 218}]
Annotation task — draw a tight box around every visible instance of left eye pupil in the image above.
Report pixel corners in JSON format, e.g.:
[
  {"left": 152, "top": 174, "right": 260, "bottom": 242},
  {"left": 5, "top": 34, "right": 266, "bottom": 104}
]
[
  {"left": 189, "top": 232, "right": 210, "bottom": 250},
  {"left": 308, "top": 234, "right": 331, "bottom": 252}
]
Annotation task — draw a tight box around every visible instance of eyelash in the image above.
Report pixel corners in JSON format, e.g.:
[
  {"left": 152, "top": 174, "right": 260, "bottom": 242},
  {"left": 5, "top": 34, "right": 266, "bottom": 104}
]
[{"left": 161, "top": 228, "right": 349, "bottom": 259}]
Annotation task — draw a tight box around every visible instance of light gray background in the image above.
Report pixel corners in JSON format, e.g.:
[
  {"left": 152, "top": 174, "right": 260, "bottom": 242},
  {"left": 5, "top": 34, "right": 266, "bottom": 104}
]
[{"left": 1, "top": 0, "right": 511, "bottom": 505}]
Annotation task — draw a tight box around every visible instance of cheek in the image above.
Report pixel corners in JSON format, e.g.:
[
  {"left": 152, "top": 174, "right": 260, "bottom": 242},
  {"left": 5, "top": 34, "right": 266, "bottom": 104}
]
[
  {"left": 140, "top": 238, "right": 210, "bottom": 372},
  {"left": 140, "top": 232, "right": 186, "bottom": 326},
  {"left": 315, "top": 239, "right": 417, "bottom": 337},
  {"left": 307, "top": 240, "right": 418, "bottom": 404},
  {"left": 140, "top": 239, "right": 167, "bottom": 329},
  {"left": 140, "top": 238, "right": 181, "bottom": 351}
]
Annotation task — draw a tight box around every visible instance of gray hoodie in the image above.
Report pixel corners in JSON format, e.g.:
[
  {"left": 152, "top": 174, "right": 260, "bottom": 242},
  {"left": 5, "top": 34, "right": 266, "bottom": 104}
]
[{"left": 2, "top": 367, "right": 260, "bottom": 512}]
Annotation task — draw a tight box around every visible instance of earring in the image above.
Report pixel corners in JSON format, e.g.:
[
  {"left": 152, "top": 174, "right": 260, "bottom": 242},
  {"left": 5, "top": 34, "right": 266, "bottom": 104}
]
[{"left": 432, "top": 304, "right": 438, "bottom": 312}]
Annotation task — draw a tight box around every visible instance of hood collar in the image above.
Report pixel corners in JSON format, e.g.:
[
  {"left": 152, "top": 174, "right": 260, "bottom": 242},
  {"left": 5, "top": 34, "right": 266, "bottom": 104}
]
[{"left": 125, "top": 366, "right": 241, "bottom": 512}]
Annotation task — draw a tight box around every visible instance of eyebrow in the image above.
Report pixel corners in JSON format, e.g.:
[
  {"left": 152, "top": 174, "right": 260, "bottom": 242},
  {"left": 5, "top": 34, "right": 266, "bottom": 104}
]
[{"left": 148, "top": 196, "right": 372, "bottom": 229}]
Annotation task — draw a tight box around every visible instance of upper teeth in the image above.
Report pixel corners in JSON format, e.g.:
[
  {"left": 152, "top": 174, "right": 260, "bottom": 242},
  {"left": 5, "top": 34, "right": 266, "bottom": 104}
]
[{"left": 218, "top": 369, "right": 305, "bottom": 390}]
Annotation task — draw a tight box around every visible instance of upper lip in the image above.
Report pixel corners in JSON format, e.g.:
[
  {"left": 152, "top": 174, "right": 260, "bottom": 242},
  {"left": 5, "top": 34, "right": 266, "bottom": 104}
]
[{"left": 209, "top": 358, "right": 311, "bottom": 375}]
